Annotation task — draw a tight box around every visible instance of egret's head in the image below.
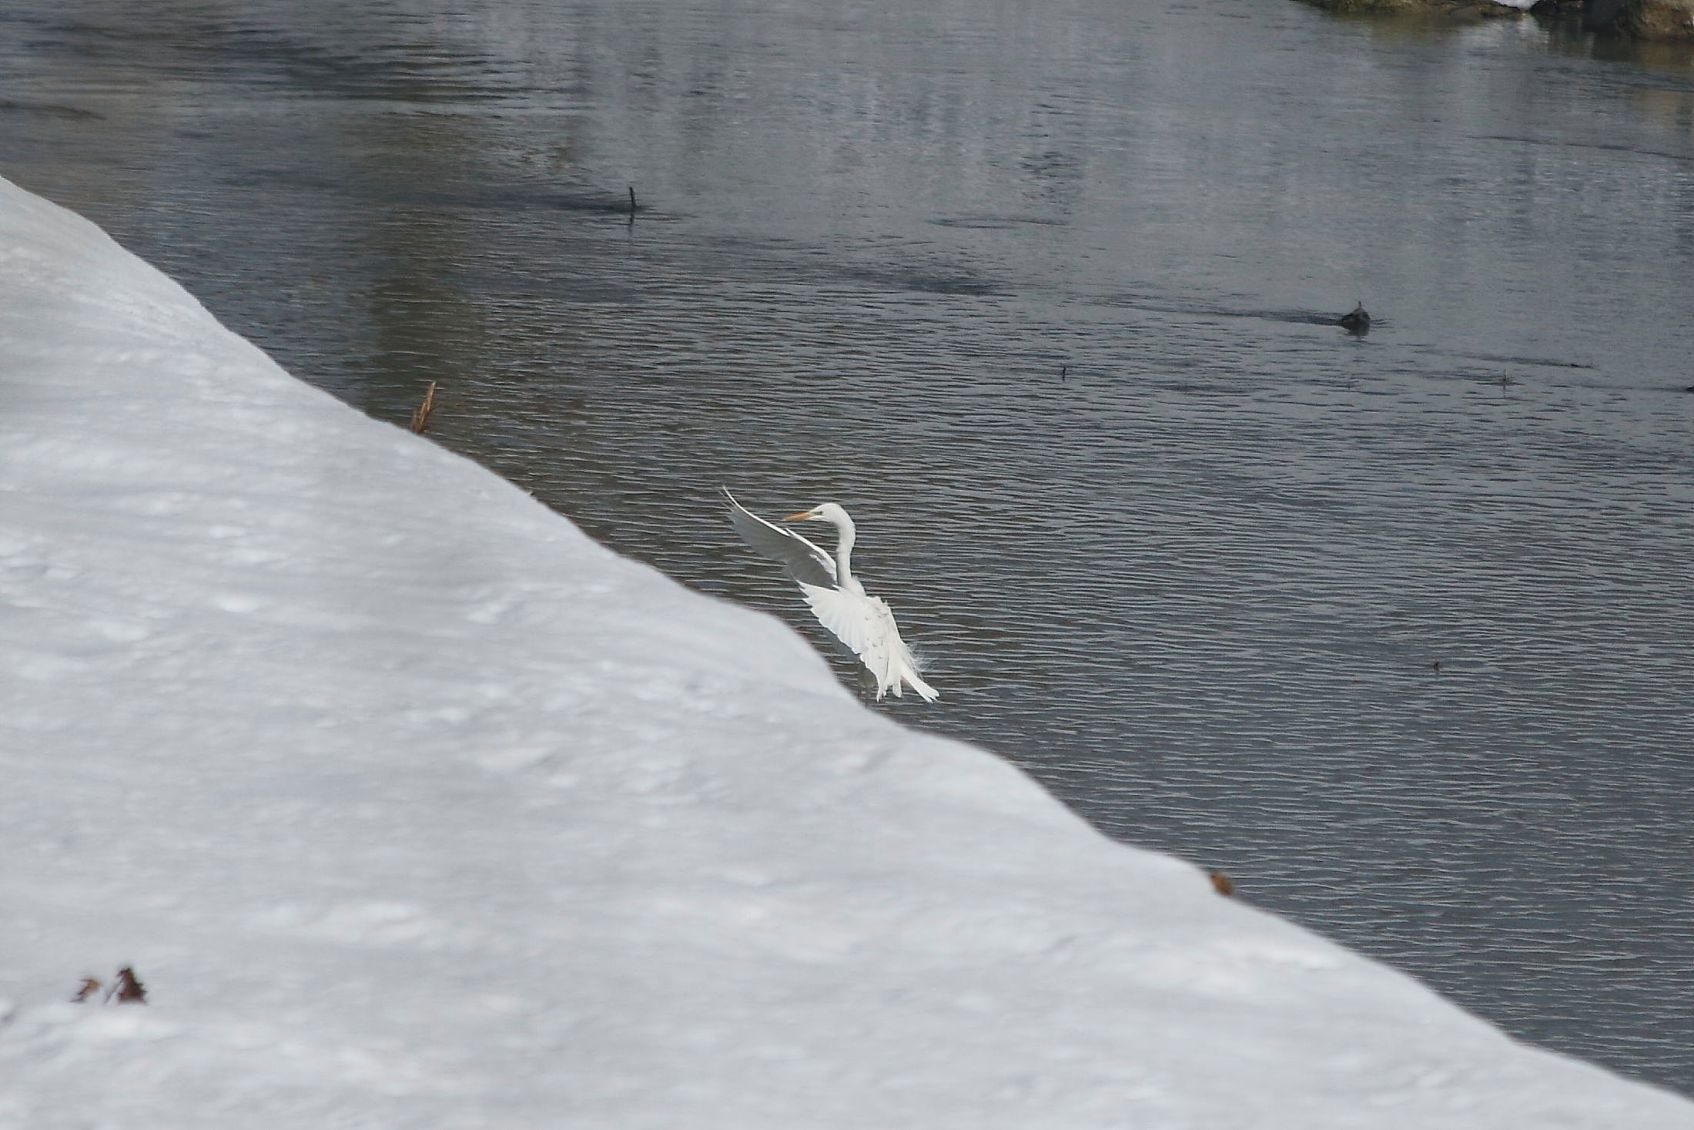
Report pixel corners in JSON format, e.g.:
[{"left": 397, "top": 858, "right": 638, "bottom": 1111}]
[{"left": 783, "top": 502, "right": 850, "bottom": 525}]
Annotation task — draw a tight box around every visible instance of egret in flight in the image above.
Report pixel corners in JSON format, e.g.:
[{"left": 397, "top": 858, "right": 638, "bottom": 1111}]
[{"left": 723, "top": 488, "right": 938, "bottom": 702}]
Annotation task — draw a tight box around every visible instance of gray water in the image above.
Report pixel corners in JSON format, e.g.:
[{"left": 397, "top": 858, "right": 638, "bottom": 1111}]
[{"left": 4, "top": 0, "right": 1693, "bottom": 1097}]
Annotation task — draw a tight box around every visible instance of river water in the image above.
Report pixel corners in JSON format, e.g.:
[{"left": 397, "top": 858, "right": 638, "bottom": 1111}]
[{"left": 4, "top": 0, "right": 1693, "bottom": 1097}]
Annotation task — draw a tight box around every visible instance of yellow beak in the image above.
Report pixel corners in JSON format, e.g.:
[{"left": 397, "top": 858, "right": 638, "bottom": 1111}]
[{"left": 782, "top": 510, "right": 812, "bottom": 522}]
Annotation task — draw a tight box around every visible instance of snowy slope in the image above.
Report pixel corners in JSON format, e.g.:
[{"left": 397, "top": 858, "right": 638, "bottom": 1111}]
[{"left": 0, "top": 174, "right": 1688, "bottom": 1129}]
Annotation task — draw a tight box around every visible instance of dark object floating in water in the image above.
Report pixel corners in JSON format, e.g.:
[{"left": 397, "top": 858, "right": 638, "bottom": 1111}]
[{"left": 1338, "top": 302, "right": 1371, "bottom": 334}]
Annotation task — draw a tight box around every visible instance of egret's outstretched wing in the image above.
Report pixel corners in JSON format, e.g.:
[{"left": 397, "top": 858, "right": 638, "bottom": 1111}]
[
  {"left": 723, "top": 488, "right": 837, "bottom": 589},
  {"left": 799, "top": 583, "right": 900, "bottom": 692},
  {"left": 799, "top": 583, "right": 936, "bottom": 701}
]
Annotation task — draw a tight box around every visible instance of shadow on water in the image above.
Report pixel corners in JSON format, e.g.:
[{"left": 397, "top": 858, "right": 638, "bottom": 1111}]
[
  {"left": 0, "top": 97, "right": 103, "bottom": 120},
  {"left": 838, "top": 265, "right": 1006, "bottom": 296},
  {"left": 1436, "top": 349, "right": 1597, "bottom": 370},
  {"left": 931, "top": 213, "right": 1068, "bottom": 230},
  {"left": 1103, "top": 291, "right": 1384, "bottom": 331}
]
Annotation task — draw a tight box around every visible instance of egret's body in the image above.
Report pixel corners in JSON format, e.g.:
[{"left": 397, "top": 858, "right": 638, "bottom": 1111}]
[{"left": 723, "top": 488, "right": 938, "bottom": 702}]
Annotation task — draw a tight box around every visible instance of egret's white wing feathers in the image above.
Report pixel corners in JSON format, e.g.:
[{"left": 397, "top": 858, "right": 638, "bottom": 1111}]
[
  {"left": 799, "top": 583, "right": 897, "bottom": 687},
  {"left": 800, "top": 583, "right": 938, "bottom": 702},
  {"left": 723, "top": 488, "right": 837, "bottom": 589}
]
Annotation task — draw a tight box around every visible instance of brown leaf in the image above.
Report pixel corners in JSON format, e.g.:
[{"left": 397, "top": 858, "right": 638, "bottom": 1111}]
[{"left": 108, "top": 966, "right": 147, "bottom": 1004}]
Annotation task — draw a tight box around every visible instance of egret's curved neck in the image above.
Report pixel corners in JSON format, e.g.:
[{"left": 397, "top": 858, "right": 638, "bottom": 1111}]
[{"left": 829, "top": 511, "right": 858, "bottom": 589}]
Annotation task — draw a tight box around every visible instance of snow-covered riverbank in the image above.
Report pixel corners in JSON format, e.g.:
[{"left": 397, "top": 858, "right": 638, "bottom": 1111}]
[{"left": 1, "top": 175, "right": 1687, "bottom": 1128}]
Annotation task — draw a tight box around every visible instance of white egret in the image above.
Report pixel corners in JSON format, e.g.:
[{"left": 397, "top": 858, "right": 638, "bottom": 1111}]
[{"left": 723, "top": 488, "right": 938, "bottom": 703}]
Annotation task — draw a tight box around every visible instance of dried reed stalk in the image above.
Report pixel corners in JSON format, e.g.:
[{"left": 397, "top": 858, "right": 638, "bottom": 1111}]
[{"left": 410, "top": 381, "right": 438, "bottom": 435}]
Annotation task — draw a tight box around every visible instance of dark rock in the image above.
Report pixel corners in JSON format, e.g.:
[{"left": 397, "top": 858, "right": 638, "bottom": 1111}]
[
  {"left": 1582, "top": 0, "right": 1633, "bottom": 29},
  {"left": 1627, "top": 0, "right": 1694, "bottom": 38}
]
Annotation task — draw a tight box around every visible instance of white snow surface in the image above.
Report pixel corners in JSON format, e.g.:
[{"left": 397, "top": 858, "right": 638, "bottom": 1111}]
[{"left": 0, "top": 174, "right": 1688, "bottom": 1129}]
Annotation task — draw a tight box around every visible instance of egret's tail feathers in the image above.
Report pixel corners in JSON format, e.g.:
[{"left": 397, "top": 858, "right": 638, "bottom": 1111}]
[{"left": 902, "top": 665, "right": 940, "bottom": 703}]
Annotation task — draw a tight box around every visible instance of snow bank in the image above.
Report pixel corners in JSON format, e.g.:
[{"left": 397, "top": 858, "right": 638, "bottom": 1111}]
[{"left": 0, "top": 174, "right": 1687, "bottom": 1128}]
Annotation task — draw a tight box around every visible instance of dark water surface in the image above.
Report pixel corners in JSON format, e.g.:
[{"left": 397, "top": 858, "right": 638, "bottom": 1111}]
[{"left": 5, "top": 0, "right": 1693, "bottom": 1096}]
